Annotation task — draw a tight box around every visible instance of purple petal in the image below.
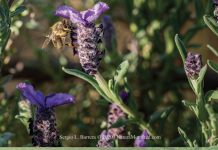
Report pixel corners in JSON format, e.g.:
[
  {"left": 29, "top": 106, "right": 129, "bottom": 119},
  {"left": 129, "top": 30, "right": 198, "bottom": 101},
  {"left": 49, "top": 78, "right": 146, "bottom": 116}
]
[
  {"left": 16, "top": 83, "right": 45, "bottom": 108},
  {"left": 119, "top": 91, "right": 129, "bottom": 103},
  {"left": 54, "top": 5, "right": 86, "bottom": 24},
  {"left": 45, "top": 93, "right": 75, "bottom": 108},
  {"left": 80, "top": 2, "right": 109, "bottom": 23},
  {"left": 134, "top": 129, "right": 148, "bottom": 147}
]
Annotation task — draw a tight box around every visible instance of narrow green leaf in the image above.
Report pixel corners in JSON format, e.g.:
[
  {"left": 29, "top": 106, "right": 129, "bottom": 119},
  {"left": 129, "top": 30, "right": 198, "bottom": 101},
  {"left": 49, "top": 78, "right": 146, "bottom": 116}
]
[
  {"left": 114, "top": 61, "right": 129, "bottom": 102},
  {"left": 194, "top": 0, "right": 204, "bottom": 23},
  {"left": 0, "top": 132, "right": 14, "bottom": 141},
  {"left": 94, "top": 99, "right": 109, "bottom": 106},
  {"left": 208, "top": 60, "right": 218, "bottom": 74},
  {"left": 187, "top": 44, "right": 201, "bottom": 49},
  {"left": 204, "top": 15, "right": 218, "bottom": 37},
  {"left": 15, "top": 115, "right": 29, "bottom": 131},
  {"left": 0, "top": 74, "right": 13, "bottom": 87},
  {"left": 205, "top": 90, "right": 218, "bottom": 103},
  {"left": 62, "top": 68, "right": 112, "bottom": 102},
  {"left": 182, "top": 100, "right": 198, "bottom": 115},
  {"left": 113, "top": 136, "right": 119, "bottom": 147},
  {"left": 108, "top": 117, "right": 132, "bottom": 130},
  {"left": 10, "top": 5, "right": 27, "bottom": 18},
  {"left": 24, "top": 80, "right": 31, "bottom": 85},
  {"left": 175, "top": 34, "right": 187, "bottom": 63},
  {"left": 0, "top": 29, "right": 11, "bottom": 54},
  {"left": 148, "top": 110, "right": 164, "bottom": 124},
  {"left": 193, "top": 140, "right": 199, "bottom": 147},
  {"left": 207, "top": 45, "right": 218, "bottom": 57},
  {"left": 197, "top": 65, "right": 207, "bottom": 91},
  {"left": 1, "top": 0, "right": 9, "bottom": 19},
  {"left": 158, "top": 106, "right": 173, "bottom": 135},
  {"left": 178, "top": 127, "right": 193, "bottom": 147},
  {"left": 213, "top": 101, "right": 218, "bottom": 113},
  {"left": 0, "top": 6, "right": 6, "bottom": 22},
  {"left": 124, "top": 77, "right": 139, "bottom": 115}
]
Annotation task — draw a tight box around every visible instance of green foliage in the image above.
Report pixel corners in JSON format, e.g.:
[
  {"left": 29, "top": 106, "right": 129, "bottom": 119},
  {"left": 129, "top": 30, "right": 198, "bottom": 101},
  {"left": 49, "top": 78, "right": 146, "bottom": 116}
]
[
  {"left": 10, "top": 5, "right": 27, "bottom": 18},
  {"left": 113, "top": 136, "right": 119, "bottom": 147},
  {"left": 107, "top": 117, "right": 133, "bottom": 130},
  {"left": 148, "top": 110, "right": 164, "bottom": 125},
  {"left": 0, "top": 132, "right": 14, "bottom": 147},
  {"left": 207, "top": 60, "right": 218, "bottom": 74},
  {"left": 178, "top": 127, "right": 193, "bottom": 147}
]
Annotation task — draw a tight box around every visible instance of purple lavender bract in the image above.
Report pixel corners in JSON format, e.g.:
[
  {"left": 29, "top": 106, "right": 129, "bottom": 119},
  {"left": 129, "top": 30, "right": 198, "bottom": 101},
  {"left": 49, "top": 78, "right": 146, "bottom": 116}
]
[
  {"left": 96, "top": 130, "right": 113, "bottom": 147},
  {"left": 54, "top": 2, "right": 109, "bottom": 75},
  {"left": 16, "top": 83, "right": 75, "bottom": 147},
  {"left": 184, "top": 52, "right": 203, "bottom": 79},
  {"left": 134, "top": 129, "right": 148, "bottom": 147}
]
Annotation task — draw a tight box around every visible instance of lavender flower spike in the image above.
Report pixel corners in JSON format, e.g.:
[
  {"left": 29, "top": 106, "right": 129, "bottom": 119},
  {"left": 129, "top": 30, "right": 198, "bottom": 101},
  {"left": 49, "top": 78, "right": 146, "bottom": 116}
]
[
  {"left": 134, "top": 129, "right": 148, "bottom": 147},
  {"left": 16, "top": 83, "right": 75, "bottom": 147},
  {"left": 107, "top": 91, "right": 129, "bottom": 139},
  {"left": 96, "top": 130, "right": 113, "bottom": 147},
  {"left": 54, "top": 2, "right": 109, "bottom": 75},
  {"left": 184, "top": 52, "right": 203, "bottom": 79}
]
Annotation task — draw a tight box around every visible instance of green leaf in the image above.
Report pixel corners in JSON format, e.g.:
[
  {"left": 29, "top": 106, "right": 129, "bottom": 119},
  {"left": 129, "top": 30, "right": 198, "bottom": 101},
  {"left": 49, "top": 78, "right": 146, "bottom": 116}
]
[
  {"left": 182, "top": 100, "right": 198, "bottom": 115},
  {"left": 168, "top": 137, "right": 182, "bottom": 147},
  {"left": 182, "top": 25, "right": 205, "bottom": 44},
  {"left": 0, "top": 29, "right": 11, "bottom": 54},
  {"left": 178, "top": 127, "right": 193, "bottom": 147},
  {"left": 0, "top": 74, "right": 13, "bottom": 87},
  {"left": 207, "top": 45, "right": 218, "bottom": 57},
  {"left": 94, "top": 99, "right": 109, "bottom": 106},
  {"left": 0, "top": 5, "right": 6, "bottom": 22},
  {"left": 0, "top": 132, "right": 14, "bottom": 147},
  {"left": 204, "top": 15, "right": 218, "bottom": 37},
  {"left": 113, "top": 136, "right": 119, "bottom": 147},
  {"left": 114, "top": 61, "right": 129, "bottom": 102},
  {"left": 187, "top": 44, "right": 201, "bottom": 49},
  {"left": 15, "top": 115, "right": 29, "bottom": 132},
  {"left": 194, "top": 0, "right": 204, "bottom": 23},
  {"left": 207, "top": 60, "right": 218, "bottom": 74},
  {"left": 149, "top": 110, "right": 164, "bottom": 124},
  {"left": 193, "top": 140, "right": 199, "bottom": 147},
  {"left": 205, "top": 90, "right": 218, "bottom": 103},
  {"left": 108, "top": 117, "right": 132, "bottom": 130},
  {"left": 1, "top": 0, "right": 9, "bottom": 19},
  {"left": 62, "top": 68, "right": 112, "bottom": 102},
  {"left": 158, "top": 106, "right": 173, "bottom": 135},
  {"left": 24, "top": 80, "right": 31, "bottom": 85},
  {"left": 213, "top": 101, "right": 218, "bottom": 114},
  {"left": 0, "top": 21, "right": 7, "bottom": 36},
  {"left": 10, "top": 5, "right": 27, "bottom": 18},
  {"left": 197, "top": 65, "right": 207, "bottom": 91},
  {"left": 175, "top": 34, "right": 187, "bottom": 63},
  {"left": 124, "top": 77, "right": 139, "bottom": 115}
]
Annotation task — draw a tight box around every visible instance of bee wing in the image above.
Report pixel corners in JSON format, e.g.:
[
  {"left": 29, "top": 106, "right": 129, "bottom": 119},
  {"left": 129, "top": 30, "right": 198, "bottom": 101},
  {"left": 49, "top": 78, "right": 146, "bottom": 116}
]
[
  {"left": 43, "top": 27, "right": 53, "bottom": 37},
  {"left": 52, "top": 37, "right": 58, "bottom": 48},
  {"left": 42, "top": 31, "right": 58, "bottom": 49}
]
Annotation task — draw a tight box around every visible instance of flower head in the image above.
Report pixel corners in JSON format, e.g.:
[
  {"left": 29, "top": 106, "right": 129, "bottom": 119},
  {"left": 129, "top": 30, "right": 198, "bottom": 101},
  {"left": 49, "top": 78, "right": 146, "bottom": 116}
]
[
  {"left": 134, "top": 129, "right": 148, "bottom": 147},
  {"left": 96, "top": 130, "right": 113, "bottom": 147},
  {"left": 107, "top": 91, "right": 129, "bottom": 139},
  {"left": 16, "top": 83, "right": 75, "bottom": 147},
  {"left": 184, "top": 52, "right": 203, "bottom": 79},
  {"left": 54, "top": 2, "right": 109, "bottom": 75},
  {"left": 16, "top": 83, "right": 75, "bottom": 109}
]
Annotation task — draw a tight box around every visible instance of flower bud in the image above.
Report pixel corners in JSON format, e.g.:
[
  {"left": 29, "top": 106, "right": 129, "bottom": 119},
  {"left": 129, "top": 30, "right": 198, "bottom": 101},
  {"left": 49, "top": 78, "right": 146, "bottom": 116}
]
[{"left": 184, "top": 52, "right": 203, "bottom": 79}]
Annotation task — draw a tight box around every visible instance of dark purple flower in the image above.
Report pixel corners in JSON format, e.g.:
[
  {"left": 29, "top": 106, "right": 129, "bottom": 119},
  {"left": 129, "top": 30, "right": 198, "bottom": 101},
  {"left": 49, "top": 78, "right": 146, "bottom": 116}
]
[
  {"left": 134, "top": 129, "right": 148, "bottom": 147},
  {"left": 54, "top": 2, "right": 109, "bottom": 75},
  {"left": 107, "top": 91, "right": 128, "bottom": 139},
  {"left": 184, "top": 52, "right": 203, "bottom": 79},
  {"left": 16, "top": 83, "right": 75, "bottom": 147},
  {"left": 16, "top": 83, "right": 75, "bottom": 109},
  {"left": 101, "top": 15, "right": 116, "bottom": 51},
  {"left": 96, "top": 130, "right": 113, "bottom": 147}
]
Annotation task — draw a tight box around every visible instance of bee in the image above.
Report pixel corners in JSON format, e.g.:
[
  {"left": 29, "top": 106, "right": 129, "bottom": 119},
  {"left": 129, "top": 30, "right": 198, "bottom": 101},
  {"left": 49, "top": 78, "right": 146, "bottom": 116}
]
[{"left": 42, "top": 19, "right": 72, "bottom": 49}]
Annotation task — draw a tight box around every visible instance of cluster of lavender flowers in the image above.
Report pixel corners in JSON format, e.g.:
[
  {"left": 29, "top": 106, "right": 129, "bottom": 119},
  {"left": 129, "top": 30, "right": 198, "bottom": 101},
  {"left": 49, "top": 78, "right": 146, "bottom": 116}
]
[
  {"left": 54, "top": 2, "right": 109, "bottom": 75},
  {"left": 17, "top": 83, "right": 75, "bottom": 147},
  {"left": 213, "top": 0, "right": 218, "bottom": 23},
  {"left": 184, "top": 52, "right": 203, "bottom": 79}
]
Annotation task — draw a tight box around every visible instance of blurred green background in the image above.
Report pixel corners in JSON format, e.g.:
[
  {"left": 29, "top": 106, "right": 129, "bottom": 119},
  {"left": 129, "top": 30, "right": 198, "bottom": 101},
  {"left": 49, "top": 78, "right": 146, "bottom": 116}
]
[{"left": 0, "top": 0, "right": 218, "bottom": 147}]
